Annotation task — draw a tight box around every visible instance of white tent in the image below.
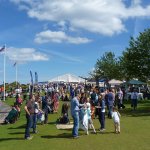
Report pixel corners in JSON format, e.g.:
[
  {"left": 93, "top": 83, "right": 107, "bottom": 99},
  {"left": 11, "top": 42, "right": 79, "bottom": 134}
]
[
  {"left": 48, "top": 73, "right": 85, "bottom": 83},
  {"left": 109, "top": 79, "right": 123, "bottom": 87}
]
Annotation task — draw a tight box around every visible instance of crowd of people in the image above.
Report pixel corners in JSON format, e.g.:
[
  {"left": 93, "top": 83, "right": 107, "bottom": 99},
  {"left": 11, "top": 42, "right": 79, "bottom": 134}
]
[
  {"left": 2, "top": 83, "right": 141, "bottom": 140},
  {"left": 70, "top": 86, "right": 122, "bottom": 138}
]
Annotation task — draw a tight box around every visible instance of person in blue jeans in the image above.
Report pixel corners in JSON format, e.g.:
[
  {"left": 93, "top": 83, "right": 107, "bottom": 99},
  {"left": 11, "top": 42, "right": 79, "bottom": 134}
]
[
  {"left": 71, "top": 93, "right": 84, "bottom": 138},
  {"left": 105, "top": 88, "right": 115, "bottom": 119},
  {"left": 98, "top": 94, "right": 106, "bottom": 131},
  {"left": 24, "top": 94, "right": 35, "bottom": 140}
]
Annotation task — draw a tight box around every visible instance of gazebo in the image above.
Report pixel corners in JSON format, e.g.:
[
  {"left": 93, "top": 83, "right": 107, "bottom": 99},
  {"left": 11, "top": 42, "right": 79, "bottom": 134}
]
[{"left": 124, "top": 79, "right": 146, "bottom": 85}]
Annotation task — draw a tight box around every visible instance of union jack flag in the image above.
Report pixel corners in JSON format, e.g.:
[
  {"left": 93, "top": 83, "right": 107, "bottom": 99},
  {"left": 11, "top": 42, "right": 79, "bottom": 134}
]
[
  {"left": 13, "top": 62, "right": 17, "bottom": 67},
  {"left": 0, "top": 46, "right": 5, "bottom": 52}
]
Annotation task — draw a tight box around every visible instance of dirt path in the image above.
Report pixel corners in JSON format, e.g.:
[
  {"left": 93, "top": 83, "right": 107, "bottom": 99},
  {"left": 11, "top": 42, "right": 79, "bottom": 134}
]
[{"left": 0, "top": 101, "right": 11, "bottom": 124}]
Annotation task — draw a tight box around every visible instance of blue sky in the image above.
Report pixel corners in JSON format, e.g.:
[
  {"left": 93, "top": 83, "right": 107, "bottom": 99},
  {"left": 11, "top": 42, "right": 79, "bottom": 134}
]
[{"left": 0, "top": 0, "right": 150, "bottom": 84}]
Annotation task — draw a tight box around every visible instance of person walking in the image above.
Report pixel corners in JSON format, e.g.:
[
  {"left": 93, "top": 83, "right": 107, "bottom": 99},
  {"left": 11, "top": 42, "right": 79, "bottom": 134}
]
[
  {"left": 112, "top": 107, "right": 121, "bottom": 134},
  {"left": 116, "top": 88, "right": 124, "bottom": 109},
  {"left": 98, "top": 94, "right": 106, "bottom": 132},
  {"left": 131, "top": 89, "right": 139, "bottom": 110},
  {"left": 105, "top": 88, "right": 115, "bottom": 119}
]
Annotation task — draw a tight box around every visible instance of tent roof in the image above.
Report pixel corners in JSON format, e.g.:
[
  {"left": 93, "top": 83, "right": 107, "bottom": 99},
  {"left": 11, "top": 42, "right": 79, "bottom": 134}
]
[
  {"left": 124, "top": 79, "right": 146, "bottom": 85},
  {"left": 108, "top": 79, "right": 123, "bottom": 85},
  {"left": 48, "top": 73, "right": 85, "bottom": 83}
]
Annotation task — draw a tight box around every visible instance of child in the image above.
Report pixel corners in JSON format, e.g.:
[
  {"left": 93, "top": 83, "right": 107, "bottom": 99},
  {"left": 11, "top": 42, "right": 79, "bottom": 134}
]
[
  {"left": 86, "top": 99, "right": 96, "bottom": 134},
  {"left": 112, "top": 107, "right": 121, "bottom": 134},
  {"left": 79, "top": 105, "right": 89, "bottom": 135}
]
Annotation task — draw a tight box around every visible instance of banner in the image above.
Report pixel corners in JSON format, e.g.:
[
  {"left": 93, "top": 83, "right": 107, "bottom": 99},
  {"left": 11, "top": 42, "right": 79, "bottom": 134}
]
[
  {"left": 35, "top": 72, "right": 38, "bottom": 84},
  {"left": 30, "top": 71, "right": 34, "bottom": 94},
  {"left": 30, "top": 70, "right": 33, "bottom": 85}
]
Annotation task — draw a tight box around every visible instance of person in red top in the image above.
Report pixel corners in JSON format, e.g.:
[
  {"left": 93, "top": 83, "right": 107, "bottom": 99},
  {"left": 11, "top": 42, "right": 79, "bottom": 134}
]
[{"left": 53, "top": 92, "right": 59, "bottom": 113}]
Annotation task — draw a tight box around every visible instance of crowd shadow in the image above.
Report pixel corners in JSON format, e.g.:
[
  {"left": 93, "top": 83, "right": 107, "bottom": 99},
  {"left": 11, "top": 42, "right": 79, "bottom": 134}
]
[
  {"left": 120, "top": 106, "right": 150, "bottom": 117},
  {"left": 41, "top": 133, "right": 72, "bottom": 139},
  {"left": 8, "top": 124, "right": 26, "bottom": 129},
  {"left": 48, "top": 121, "right": 56, "bottom": 125},
  {"left": 98, "top": 131, "right": 115, "bottom": 135},
  {"left": 9, "top": 131, "right": 24, "bottom": 135},
  {"left": 0, "top": 137, "right": 24, "bottom": 142}
]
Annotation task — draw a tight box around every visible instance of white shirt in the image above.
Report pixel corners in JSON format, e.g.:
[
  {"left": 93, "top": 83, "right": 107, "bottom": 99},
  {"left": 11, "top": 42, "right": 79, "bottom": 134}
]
[{"left": 112, "top": 111, "right": 120, "bottom": 123}]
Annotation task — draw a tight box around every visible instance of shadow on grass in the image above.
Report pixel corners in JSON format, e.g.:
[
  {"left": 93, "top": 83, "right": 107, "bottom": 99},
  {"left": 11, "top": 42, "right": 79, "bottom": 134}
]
[
  {"left": 41, "top": 133, "right": 72, "bottom": 139},
  {"left": 48, "top": 121, "right": 57, "bottom": 125},
  {"left": 0, "top": 137, "right": 24, "bottom": 142},
  {"left": 9, "top": 132, "right": 24, "bottom": 135},
  {"left": 98, "top": 131, "right": 115, "bottom": 134},
  {"left": 120, "top": 107, "right": 150, "bottom": 117},
  {"left": 57, "top": 128, "right": 72, "bottom": 131},
  {"left": 8, "top": 124, "right": 26, "bottom": 129}
]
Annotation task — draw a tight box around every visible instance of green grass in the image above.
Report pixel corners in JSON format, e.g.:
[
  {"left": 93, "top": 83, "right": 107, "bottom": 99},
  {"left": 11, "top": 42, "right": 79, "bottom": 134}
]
[{"left": 1, "top": 98, "right": 150, "bottom": 150}]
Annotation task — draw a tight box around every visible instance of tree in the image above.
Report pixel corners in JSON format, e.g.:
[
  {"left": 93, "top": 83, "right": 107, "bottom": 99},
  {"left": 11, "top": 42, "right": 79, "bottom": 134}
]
[
  {"left": 91, "top": 52, "right": 122, "bottom": 82},
  {"left": 120, "top": 28, "right": 150, "bottom": 82}
]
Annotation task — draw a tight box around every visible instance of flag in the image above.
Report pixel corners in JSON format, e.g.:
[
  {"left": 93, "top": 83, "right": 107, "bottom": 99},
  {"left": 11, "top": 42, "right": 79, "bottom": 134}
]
[
  {"left": 30, "top": 70, "right": 33, "bottom": 85},
  {"left": 13, "top": 62, "right": 17, "bottom": 67},
  {"left": 0, "top": 45, "right": 5, "bottom": 52},
  {"left": 35, "top": 72, "right": 38, "bottom": 84}
]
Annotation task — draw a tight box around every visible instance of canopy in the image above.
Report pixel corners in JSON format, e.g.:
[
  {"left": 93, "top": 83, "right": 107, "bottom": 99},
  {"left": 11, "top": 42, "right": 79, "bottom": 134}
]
[
  {"left": 108, "top": 79, "right": 123, "bottom": 86},
  {"left": 124, "top": 79, "right": 146, "bottom": 85},
  {"left": 48, "top": 74, "right": 85, "bottom": 83}
]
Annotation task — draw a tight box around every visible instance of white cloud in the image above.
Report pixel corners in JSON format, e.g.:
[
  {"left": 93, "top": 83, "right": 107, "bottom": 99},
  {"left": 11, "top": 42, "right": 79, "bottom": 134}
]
[
  {"left": 10, "top": 0, "right": 150, "bottom": 36},
  {"left": 6, "top": 47, "right": 49, "bottom": 62},
  {"left": 34, "top": 30, "right": 91, "bottom": 44}
]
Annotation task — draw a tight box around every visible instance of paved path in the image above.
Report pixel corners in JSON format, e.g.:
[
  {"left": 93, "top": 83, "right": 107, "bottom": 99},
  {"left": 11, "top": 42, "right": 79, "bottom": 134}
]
[{"left": 0, "top": 101, "right": 11, "bottom": 124}]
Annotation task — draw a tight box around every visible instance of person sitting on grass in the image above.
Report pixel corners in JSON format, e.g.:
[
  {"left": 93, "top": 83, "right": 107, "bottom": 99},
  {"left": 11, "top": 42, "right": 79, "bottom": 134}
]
[
  {"left": 4, "top": 105, "right": 18, "bottom": 124},
  {"left": 58, "top": 103, "right": 70, "bottom": 124}
]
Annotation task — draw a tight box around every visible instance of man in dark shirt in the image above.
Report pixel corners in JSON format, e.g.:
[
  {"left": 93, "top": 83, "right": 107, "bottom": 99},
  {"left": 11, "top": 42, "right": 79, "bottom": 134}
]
[
  {"left": 105, "top": 88, "right": 115, "bottom": 119},
  {"left": 24, "top": 94, "right": 35, "bottom": 140}
]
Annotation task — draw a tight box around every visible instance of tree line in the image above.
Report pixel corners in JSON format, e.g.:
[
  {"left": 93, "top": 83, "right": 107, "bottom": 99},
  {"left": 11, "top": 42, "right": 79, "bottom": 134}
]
[{"left": 91, "top": 28, "right": 150, "bottom": 83}]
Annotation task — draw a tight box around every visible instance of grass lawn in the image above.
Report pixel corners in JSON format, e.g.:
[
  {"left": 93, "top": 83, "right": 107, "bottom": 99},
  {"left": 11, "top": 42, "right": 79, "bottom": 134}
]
[{"left": 0, "top": 98, "right": 150, "bottom": 150}]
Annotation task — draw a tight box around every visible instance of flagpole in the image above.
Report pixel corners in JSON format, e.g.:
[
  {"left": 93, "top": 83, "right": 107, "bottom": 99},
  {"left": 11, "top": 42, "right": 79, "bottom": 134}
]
[
  {"left": 3, "top": 45, "right": 6, "bottom": 101},
  {"left": 16, "top": 63, "right": 18, "bottom": 87}
]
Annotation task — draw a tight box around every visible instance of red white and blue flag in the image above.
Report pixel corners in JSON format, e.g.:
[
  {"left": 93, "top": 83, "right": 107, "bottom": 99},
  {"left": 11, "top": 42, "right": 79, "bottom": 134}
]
[
  {"left": 0, "top": 45, "right": 5, "bottom": 52},
  {"left": 13, "top": 62, "right": 17, "bottom": 67},
  {"left": 30, "top": 70, "right": 34, "bottom": 85},
  {"left": 35, "top": 72, "right": 38, "bottom": 84}
]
